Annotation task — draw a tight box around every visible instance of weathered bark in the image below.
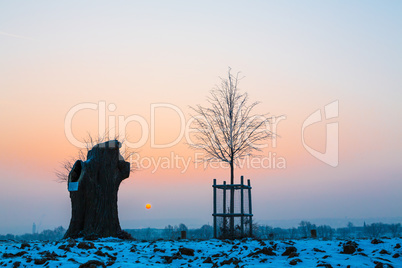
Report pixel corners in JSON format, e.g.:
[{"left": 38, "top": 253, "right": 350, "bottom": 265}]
[{"left": 64, "top": 140, "right": 131, "bottom": 239}]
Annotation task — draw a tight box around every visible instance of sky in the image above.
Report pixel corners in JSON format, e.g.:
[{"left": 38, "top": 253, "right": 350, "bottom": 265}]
[{"left": 0, "top": 1, "right": 401, "bottom": 234}]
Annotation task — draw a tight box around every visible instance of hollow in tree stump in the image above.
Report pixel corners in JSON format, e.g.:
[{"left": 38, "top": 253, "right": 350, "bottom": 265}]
[{"left": 64, "top": 140, "right": 131, "bottom": 239}]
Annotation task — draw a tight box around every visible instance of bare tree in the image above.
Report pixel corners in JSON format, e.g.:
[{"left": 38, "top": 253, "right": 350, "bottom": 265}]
[
  {"left": 347, "top": 222, "right": 355, "bottom": 238},
  {"left": 55, "top": 149, "right": 86, "bottom": 183},
  {"left": 197, "top": 224, "right": 214, "bottom": 239},
  {"left": 289, "top": 227, "right": 299, "bottom": 239},
  {"left": 190, "top": 68, "right": 272, "bottom": 183},
  {"left": 298, "top": 221, "right": 316, "bottom": 238},
  {"left": 317, "top": 225, "right": 334, "bottom": 240},
  {"left": 190, "top": 68, "right": 272, "bottom": 237},
  {"left": 388, "top": 223, "right": 401, "bottom": 238},
  {"left": 163, "top": 225, "right": 175, "bottom": 240},
  {"left": 364, "top": 222, "right": 385, "bottom": 238}
]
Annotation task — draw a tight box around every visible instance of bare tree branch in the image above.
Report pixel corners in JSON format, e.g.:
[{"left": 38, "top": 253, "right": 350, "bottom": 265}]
[
  {"left": 55, "top": 133, "right": 135, "bottom": 183},
  {"left": 189, "top": 68, "right": 272, "bottom": 173}
]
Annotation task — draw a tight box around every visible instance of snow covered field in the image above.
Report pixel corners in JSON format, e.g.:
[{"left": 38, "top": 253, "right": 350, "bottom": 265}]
[{"left": 1, "top": 237, "right": 401, "bottom": 267}]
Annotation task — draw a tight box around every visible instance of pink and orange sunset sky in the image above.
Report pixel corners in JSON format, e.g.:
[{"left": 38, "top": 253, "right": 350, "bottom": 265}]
[{"left": 1, "top": 1, "right": 401, "bottom": 234}]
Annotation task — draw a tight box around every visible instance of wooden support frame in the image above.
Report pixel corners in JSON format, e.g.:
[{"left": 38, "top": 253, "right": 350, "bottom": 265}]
[{"left": 212, "top": 176, "right": 253, "bottom": 239}]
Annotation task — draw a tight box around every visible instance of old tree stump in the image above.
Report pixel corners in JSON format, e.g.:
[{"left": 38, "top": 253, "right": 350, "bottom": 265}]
[{"left": 64, "top": 140, "right": 132, "bottom": 239}]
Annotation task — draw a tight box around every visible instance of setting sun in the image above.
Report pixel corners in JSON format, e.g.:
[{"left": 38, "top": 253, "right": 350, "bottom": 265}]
[{"left": 145, "top": 204, "right": 152, "bottom": 210}]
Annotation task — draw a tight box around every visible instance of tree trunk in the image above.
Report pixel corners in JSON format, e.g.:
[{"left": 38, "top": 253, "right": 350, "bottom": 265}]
[
  {"left": 64, "top": 140, "right": 131, "bottom": 239},
  {"left": 230, "top": 160, "right": 235, "bottom": 238}
]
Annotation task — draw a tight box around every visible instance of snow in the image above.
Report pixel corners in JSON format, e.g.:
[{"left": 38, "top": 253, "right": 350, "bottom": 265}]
[{"left": 0, "top": 237, "right": 401, "bottom": 267}]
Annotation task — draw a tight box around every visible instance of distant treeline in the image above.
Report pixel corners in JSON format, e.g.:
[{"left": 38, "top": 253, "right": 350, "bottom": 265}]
[
  {"left": 0, "top": 226, "right": 66, "bottom": 241},
  {"left": 126, "top": 221, "right": 401, "bottom": 241},
  {"left": 125, "top": 224, "right": 214, "bottom": 241},
  {"left": 1, "top": 221, "right": 400, "bottom": 241},
  {"left": 254, "top": 221, "right": 401, "bottom": 240}
]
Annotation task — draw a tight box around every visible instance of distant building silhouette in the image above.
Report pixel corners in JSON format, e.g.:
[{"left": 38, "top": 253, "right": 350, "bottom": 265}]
[{"left": 32, "top": 223, "right": 36, "bottom": 234}]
